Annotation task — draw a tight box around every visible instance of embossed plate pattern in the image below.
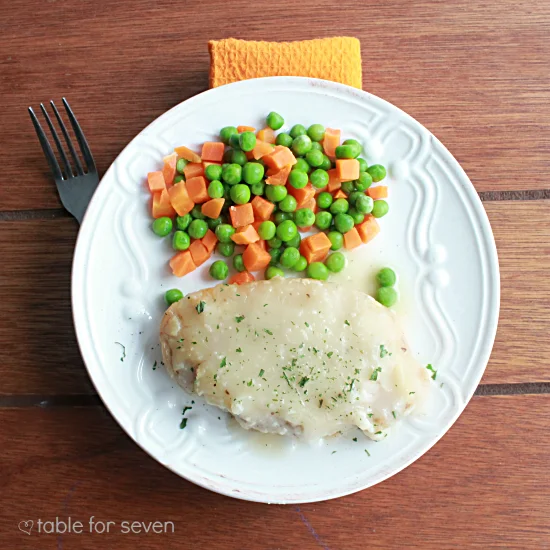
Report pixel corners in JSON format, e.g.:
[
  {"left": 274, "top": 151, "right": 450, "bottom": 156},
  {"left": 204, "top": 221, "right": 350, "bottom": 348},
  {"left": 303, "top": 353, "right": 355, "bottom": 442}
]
[{"left": 72, "top": 77, "right": 499, "bottom": 503}]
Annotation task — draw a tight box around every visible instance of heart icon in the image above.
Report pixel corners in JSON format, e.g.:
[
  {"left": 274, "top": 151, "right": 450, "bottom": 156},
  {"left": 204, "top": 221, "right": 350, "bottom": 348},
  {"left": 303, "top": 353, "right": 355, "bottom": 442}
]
[{"left": 18, "top": 520, "right": 33, "bottom": 535}]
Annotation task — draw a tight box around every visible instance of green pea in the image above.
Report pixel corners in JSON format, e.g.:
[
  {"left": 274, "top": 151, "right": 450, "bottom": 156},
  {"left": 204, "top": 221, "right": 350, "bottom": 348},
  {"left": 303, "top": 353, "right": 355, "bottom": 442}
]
[
  {"left": 347, "top": 191, "right": 362, "bottom": 205},
  {"left": 269, "top": 247, "right": 282, "bottom": 264},
  {"left": 372, "top": 200, "right": 389, "bottom": 218},
  {"left": 334, "top": 213, "right": 354, "bottom": 233},
  {"left": 220, "top": 126, "right": 238, "bottom": 144},
  {"left": 176, "top": 158, "right": 188, "bottom": 174},
  {"left": 210, "top": 260, "right": 229, "bottom": 281},
  {"left": 152, "top": 217, "right": 172, "bottom": 237},
  {"left": 205, "top": 164, "right": 222, "bottom": 181},
  {"left": 230, "top": 150, "right": 247, "bottom": 166},
  {"left": 267, "top": 237, "right": 283, "bottom": 249},
  {"left": 341, "top": 180, "right": 355, "bottom": 195},
  {"left": 310, "top": 142, "right": 323, "bottom": 152},
  {"left": 207, "top": 216, "right": 223, "bottom": 230},
  {"left": 306, "top": 149, "right": 324, "bottom": 168},
  {"left": 328, "top": 231, "right": 344, "bottom": 250},
  {"left": 279, "top": 195, "right": 297, "bottom": 213},
  {"left": 294, "top": 255, "right": 308, "bottom": 272},
  {"left": 288, "top": 169, "right": 309, "bottom": 189},
  {"left": 315, "top": 211, "right": 333, "bottom": 230},
  {"left": 348, "top": 209, "right": 365, "bottom": 225},
  {"left": 250, "top": 181, "right": 265, "bottom": 196},
  {"left": 275, "top": 132, "right": 293, "bottom": 147},
  {"left": 217, "top": 241, "right": 235, "bottom": 257},
  {"left": 215, "top": 224, "right": 235, "bottom": 243},
  {"left": 289, "top": 124, "right": 307, "bottom": 139},
  {"left": 222, "top": 183, "right": 232, "bottom": 201},
  {"left": 355, "top": 171, "right": 373, "bottom": 191},
  {"left": 356, "top": 194, "right": 374, "bottom": 214},
  {"left": 265, "top": 265, "right": 285, "bottom": 279},
  {"left": 266, "top": 184, "right": 287, "bottom": 203},
  {"left": 222, "top": 163, "right": 242, "bottom": 185},
  {"left": 377, "top": 267, "right": 397, "bottom": 287},
  {"left": 310, "top": 169, "right": 329, "bottom": 189},
  {"left": 239, "top": 131, "right": 256, "bottom": 152},
  {"left": 230, "top": 184, "right": 251, "bottom": 205},
  {"left": 233, "top": 254, "right": 245, "bottom": 272},
  {"left": 188, "top": 219, "right": 208, "bottom": 239},
  {"left": 174, "top": 174, "right": 184, "bottom": 184},
  {"left": 292, "top": 158, "right": 311, "bottom": 173},
  {"left": 357, "top": 158, "right": 368, "bottom": 172},
  {"left": 292, "top": 135, "right": 313, "bottom": 156},
  {"left": 376, "top": 286, "right": 398, "bottom": 308},
  {"left": 172, "top": 230, "right": 190, "bottom": 251},
  {"left": 191, "top": 205, "right": 206, "bottom": 220},
  {"left": 258, "top": 220, "right": 276, "bottom": 240},
  {"left": 266, "top": 111, "right": 284, "bottom": 131},
  {"left": 316, "top": 192, "right": 333, "bottom": 210},
  {"left": 274, "top": 211, "right": 294, "bottom": 224},
  {"left": 330, "top": 198, "right": 349, "bottom": 214},
  {"left": 229, "top": 133, "right": 242, "bottom": 150},
  {"left": 286, "top": 233, "right": 301, "bottom": 248},
  {"left": 325, "top": 252, "right": 346, "bottom": 273},
  {"left": 295, "top": 207, "right": 316, "bottom": 228},
  {"left": 276, "top": 220, "right": 298, "bottom": 242},
  {"left": 242, "top": 162, "right": 264, "bottom": 185},
  {"left": 165, "top": 288, "right": 183, "bottom": 305},
  {"left": 307, "top": 124, "right": 325, "bottom": 142},
  {"left": 367, "top": 164, "right": 387, "bottom": 182},
  {"left": 319, "top": 154, "right": 332, "bottom": 171},
  {"left": 343, "top": 139, "right": 363, "bottom": 153},
  {"left": 280, "top": 247, "right": 300, "bottom": 268},
  {"left": 176, "top": 214, "right": 192, "bottom": 231},
  {"left": 335, "top": 144, "right": 361, "bottom": 159},
  {"left": 307, "top": 262, "right": 329, "bottom": 281},
  {"left": 208, "top": 180, "right": 224, "bottom": 199}
]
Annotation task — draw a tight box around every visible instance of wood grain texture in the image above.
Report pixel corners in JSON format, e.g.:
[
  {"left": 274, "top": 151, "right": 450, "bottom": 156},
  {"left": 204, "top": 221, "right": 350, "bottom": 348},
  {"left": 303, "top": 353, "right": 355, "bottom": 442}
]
[
  {"left": 0, "top": 0, "right": 548, "bottom": 211},
  {"left": 0, "top": 200, "right": 547, "bottom": 395},
  {"left": 0, "top": 395, "right": 549, "bottom": 549}
]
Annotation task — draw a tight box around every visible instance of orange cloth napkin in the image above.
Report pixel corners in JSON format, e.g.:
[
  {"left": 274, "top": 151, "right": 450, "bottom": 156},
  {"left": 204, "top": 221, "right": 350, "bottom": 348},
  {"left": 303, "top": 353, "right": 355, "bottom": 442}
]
[{"left": 209, "top": 37, "right": 362, "bottom": 89}]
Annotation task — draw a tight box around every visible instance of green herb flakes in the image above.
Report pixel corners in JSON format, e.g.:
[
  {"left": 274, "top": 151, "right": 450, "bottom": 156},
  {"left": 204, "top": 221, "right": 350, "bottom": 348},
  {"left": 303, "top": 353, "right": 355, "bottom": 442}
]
[
  {"left": 235, "top": 315, "right": 245, "bottom": 323},
  {"left": 426, "top": 363, "right": 437, "bottom": 380},
  {"left": 196, "top": 301, "right": 206, "bottom": 314},
  {"left": 370, "top": 367, "right": 382, "bottom": 381}
]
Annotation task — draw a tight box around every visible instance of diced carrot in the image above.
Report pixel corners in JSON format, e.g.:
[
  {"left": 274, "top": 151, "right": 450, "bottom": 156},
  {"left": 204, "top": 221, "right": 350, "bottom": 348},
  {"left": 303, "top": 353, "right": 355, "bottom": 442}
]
[
  {"left": 229, "top": 271, "right": 256, "bottom": 285},
  {"left": 333, "top": 189, "right": 347, "bottom": 199},
  {"left": 231, "top": 224, "right": 260, "bottom": 245},
  {"left": 251, "top": 196, "right": 275, "bottom": 221},
  {"left": 343, "top": 227, "right": 362, "bottom": 250},
  {"left": 356, "top": 215, "right": 380, "bottom": 244},
  {"left": 147, "top": 171, "right": 165, "bottom": 193},
  {"left": 246, "top": 150, "right": 255, "bottom": 161},
  {"left": 336, "top": 159, "right": 360, "bottom": 182},
  {"left": 367, "top": 186, "right": 388, "bottom": 200},
  {"left": 257, "top": 239, "right": 268, "bottom": 251},
  {"left": 167, "top": 184, "right": 194, "bottom": 216},
  {"left": 184, "top": 162, "right": 205, "bottom": 179},
  {"left": 301, "top": 197, "right": 318, "bottom": 213},
  {"left": 327, "top": 169, "right": 342, "bottom": 192},
  {"left": 263, "top": 146, "right": 297, "bottom": 171},
  {"left": 201, "top": 142, "right": 225, "bottom": 163},
  {"left": 152, "top": 189, "right": 176, "bottom": 218},
  {"left": 252, "top": 140, "right": 275, "bottom": 160},
  {"left": 186, "top": 176, "right": 209, "bottom": 204},
  {"left": 229, "top": 203, "right": 254, "bottom": 228},
  {"left": 169, "top": 250, "right": 196, "bottom": 277},
  {"left": 174, "top": 146, "right": 201, "bottom": 164},
  {"left": 162, "top": 152, "right": 178, "bottom": 187},
  {"left": 300, "top": 233, "right": 332, "bottom": 263},
  {"left": 201, "top": 229, "right": 218, "bottom": 254},
  {"left": 189, "top": 240, "right": 210, "bottom": 267},
  {"left": 242, "top": 242, "right": 271, "bottom": 271},
  {"left": 252, "top": 220, "right": 263, "bottom": 232},
  {"left": 201, "top": 198, "right": 225, "bottom": 219},
  {"left": 265, "top": 164, "right": 291, "bottom": 185},
  {"left": 322, "top": 128, "right": 341, "bottom": 158},
  {"left": 288, "top": 183, "right": 315, "bottom": 209},
  {"left": 237, "top": 125, "right": 256, "bottom": 133},
  {"left": 298, "top": 225, "right": 312, "bottom": 233},
  {"left": 257, "top": 127, "right": 276, "bottom": 144}
]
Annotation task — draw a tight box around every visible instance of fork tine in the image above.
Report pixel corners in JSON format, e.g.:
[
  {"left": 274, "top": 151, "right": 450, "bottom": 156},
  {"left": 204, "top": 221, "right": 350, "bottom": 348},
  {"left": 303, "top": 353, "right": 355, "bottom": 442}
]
[
  {"left": 50, "top": 100, "right": 84, "bottom": 176},
  {"left": 62, "top": 98, "right": 96, "bottom": 174},
  {"left": 28, "top": 107, "right": 63, "bottom": 182},
  {"left": 39, "top": 103, "right": 73, "bottom": 179}
]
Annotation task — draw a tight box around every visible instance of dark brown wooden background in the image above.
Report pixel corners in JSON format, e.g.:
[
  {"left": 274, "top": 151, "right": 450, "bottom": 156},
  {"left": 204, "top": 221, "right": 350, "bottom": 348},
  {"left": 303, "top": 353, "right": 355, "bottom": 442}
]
[{"left": 1, "top": 0, "right": 549, "bottom": 548}]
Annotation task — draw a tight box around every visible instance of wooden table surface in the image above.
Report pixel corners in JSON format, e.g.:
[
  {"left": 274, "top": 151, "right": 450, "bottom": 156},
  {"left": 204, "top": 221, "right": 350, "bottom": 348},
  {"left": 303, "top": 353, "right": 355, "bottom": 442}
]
[{"left": 1, "top": 0, "right": 549, "bottom": 548}]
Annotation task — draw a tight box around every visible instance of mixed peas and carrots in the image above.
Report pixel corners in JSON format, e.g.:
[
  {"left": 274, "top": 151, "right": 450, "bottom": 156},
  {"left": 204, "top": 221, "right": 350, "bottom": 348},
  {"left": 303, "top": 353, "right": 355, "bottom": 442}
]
[{"left": 148, "top": 112, "right": 392, "bottom": 305}]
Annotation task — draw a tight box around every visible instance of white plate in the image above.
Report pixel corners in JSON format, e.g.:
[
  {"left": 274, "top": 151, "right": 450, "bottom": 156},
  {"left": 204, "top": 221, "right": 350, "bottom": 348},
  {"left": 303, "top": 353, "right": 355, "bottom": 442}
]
[{"left": 72, "top": 77, "right": 499, "bottom": 504}]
